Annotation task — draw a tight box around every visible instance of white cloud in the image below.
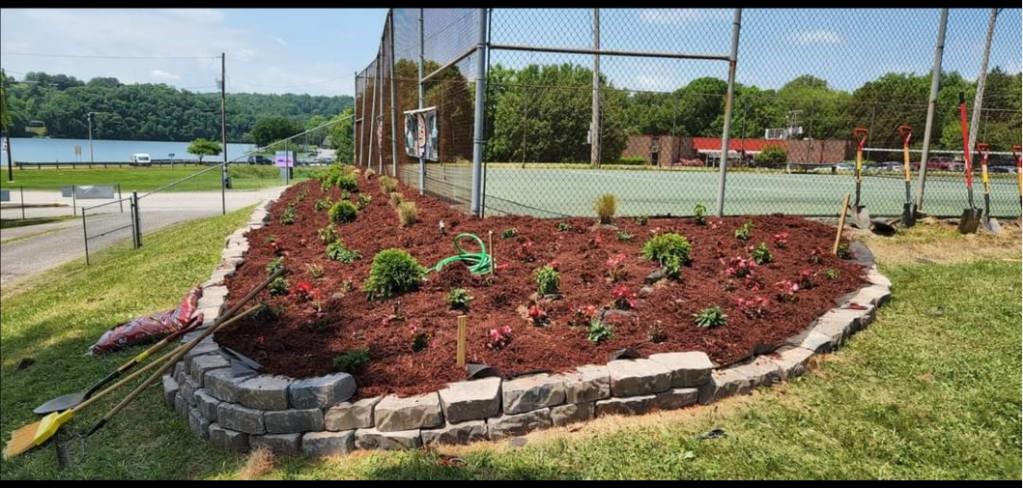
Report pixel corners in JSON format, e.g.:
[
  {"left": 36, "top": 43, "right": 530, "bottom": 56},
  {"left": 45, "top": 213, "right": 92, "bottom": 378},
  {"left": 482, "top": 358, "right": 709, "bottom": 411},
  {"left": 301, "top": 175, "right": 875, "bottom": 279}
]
[
  {"left": 272, "top": 36, "right": 288, "bottom": 46},
  {"left": 160, "top": 9, "right": 225, "bottom": 24},
  {"left": 791, "top": 29, "right": 843, "bottom": 45},
  {"left": 150, "top": 69, "right": 181, "bottom": 80},
  {"left": 639, "top": 9, "right": 730, "bottom": 24}
]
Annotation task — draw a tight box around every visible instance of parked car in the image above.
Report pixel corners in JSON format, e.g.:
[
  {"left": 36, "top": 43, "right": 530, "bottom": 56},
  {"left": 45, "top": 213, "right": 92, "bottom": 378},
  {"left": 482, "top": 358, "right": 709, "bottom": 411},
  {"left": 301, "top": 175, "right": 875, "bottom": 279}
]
[
  {"left": 129, "top": 153, "right": 152, "bottom": 166},
  {"left": 989, "top": 165, "right": 1015, "bottom": 174},
  {"left": 247, "top": 155, "right": 273, "bottom": 165},
  {"left": 833, "top": 162, "right": 855, "bottom": 172}
]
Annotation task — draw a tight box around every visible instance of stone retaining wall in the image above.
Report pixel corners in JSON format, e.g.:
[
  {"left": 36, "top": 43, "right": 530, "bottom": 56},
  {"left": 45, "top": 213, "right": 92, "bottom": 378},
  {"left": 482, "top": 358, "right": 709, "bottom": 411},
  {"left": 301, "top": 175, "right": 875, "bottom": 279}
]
[{"left": 162, "top": 192, "right": 892, "bottom": 457}]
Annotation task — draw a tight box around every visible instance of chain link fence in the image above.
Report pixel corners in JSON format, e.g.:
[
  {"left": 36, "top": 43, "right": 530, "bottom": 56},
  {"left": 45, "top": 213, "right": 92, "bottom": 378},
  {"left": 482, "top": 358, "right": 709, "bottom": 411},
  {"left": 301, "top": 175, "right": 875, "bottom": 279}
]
[{"left": 357, "top": 8, "right": 1021, "bottom": 219}]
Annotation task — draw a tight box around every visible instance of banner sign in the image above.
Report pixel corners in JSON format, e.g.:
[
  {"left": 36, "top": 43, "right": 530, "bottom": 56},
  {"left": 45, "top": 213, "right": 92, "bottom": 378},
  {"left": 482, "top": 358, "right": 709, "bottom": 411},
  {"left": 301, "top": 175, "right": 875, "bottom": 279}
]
[
  {"left": 403, "top": 107, "right": 438, "bottom": 161},
  {"left": 274, "top": 150, "right": 295, "bottom": 168},
  {"left": 61, "top": 185, "right": 116, "bottom": 199}
]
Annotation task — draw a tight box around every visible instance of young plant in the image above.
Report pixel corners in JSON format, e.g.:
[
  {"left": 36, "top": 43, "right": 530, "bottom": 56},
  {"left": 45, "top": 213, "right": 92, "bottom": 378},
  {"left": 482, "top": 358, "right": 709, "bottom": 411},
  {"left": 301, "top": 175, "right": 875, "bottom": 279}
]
[
  {"left": 648, "top": 324, "right": 667, "bottom": 344},
  {"left": 267, "top": 236, "right": 284, "bottom": 256},
  {"left": 557, "top": 221, "right": 573, "bottom": 232},
  {"left": 824, "top": 268, "right": 840, "bottom": 280},
  {"left": 642, "top": 233, "right": 693, "bottom": 273},
  {"left": 750, "top": 242, "right": 773, "bottom": 265},
  {"left": 335, "top": 173, "right": 359, "bottom": 192},
  {"left": 693, "top": 203, "right": 707, "bottom": 225},
  {"left": 314, "top": 197, "right": 333, "bottom": 211},
  {"left": 634, "top": 215, "right": 648, "bottom": 225},
  {"left": 722, "top": 256, "right": 757, "bottom": 278},
  {"left": 611, "top": 284, "right": 637, "bottom": 310},
  {"left": 447, "top": 288, "right": 473, "bottom": 311},
  {"left": 836, "top": 243, "right": 853, "bottom": 260},
  {"left": 356, "top": 193, "right": 373, "bottom": 210},
  {"left": 306, "top": 263, "right": 324, "bottom": 279},
  {"left": 569, "top": 304, "right": 599, "bottom": 327},
  {"left": 797, "top": 268, "right": 815, "bottom": 290},
  {"left": 501, "top": 228, "right": 518, "bottom": 239},
  {"left": 332, "top": 348, "right": 370, "bottom": 373},
  {"left": 294, "top": 280, "right": 316, "bottom": 302},
  {"left": 736, "top": 296, "right": 769, "bottom": 319},
  {"left": 326, "top": 241, "right": 362, "bottom": 263},
  {"left": 268, "top": 276, "right": 290, "bottom": 296},
  {"left": 265, "top": 256, "right": 286, "bottom": 276},
  {"left": 534, "top": 265, "right": 560, "bottom": 296},
  {"left": 586, "top": 317, "right": 613, "bottom": 344},
  {"left": 616, "top": 230, "right": 634, "bottom": 242},
  {"left": 364, "top": 168, "right": 376, "bottom": 178},
  {"left": 389, "top": 191, "right": 404, "bottom": 207},
  {"left": 606, "top": 253, "right": 628, "bottom": 282},
  {"left": 527, "top": 303, "right": 549, "bottom": 326},
  {"left": 808, "top": 247, "right": 825, "bottom": 265},
  {"left": 734, "top": 221, "right": 754, "bottom": 241},
  {"left": 772, "top": 231, "right": 789, "bottom": 249},
  {"left": 594, "top": 193, "right": 617, "bottom": 224},
  {"left": 693, "top": 306, "right": 727, "bottom": 328},
  {"left": 774, "top": 280, "right": 799, "bottom": 303},
  {"left": 279, "top": 203, "right": 297, "bottom": 225},
  {"left": 396, "top": 201, "right": 418, "bottom": 227},
  {"left": 486, "top": 326, "right": 513, "bottom": 351},
  {"left": 409, "top": 321, "right": 429, "bottom": 353},
  {"left": 363, "top": 248, "right": 427, "bottom": 299},
  {"left": 318, "top": 224, "right": 339, "bottom": 244},
  {"left": 378, "top": 175, "right": 399, "bottom": 194},
  {"left": 329, "top": 200, "right": 358, "bottom": 224}
]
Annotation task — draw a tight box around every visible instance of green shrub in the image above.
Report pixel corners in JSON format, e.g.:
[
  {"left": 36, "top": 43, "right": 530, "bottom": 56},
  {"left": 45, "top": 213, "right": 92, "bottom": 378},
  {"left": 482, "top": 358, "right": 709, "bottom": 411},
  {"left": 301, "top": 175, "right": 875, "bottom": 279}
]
[
  {"left": 693, "top": 306, "right": 727, "bottom": 328},
  {"left": 642, "top": 233, "right": 693, "bottom": 267},
  {"left": 306, "top": 263, "right": 324, "bottom": 279},
  {"left": 754, "top": 145, "right": 787, "bottom": 166},
  {"left": 824, "top": 268, "right": 840, "bottom": 280},
  {"left": 333, "top": 348, "right": 370, "bottom": 373},
  {"left": 735, "top": 221, "right": 754, "bottom": 241},
  {"left": 587, "top": 318, "right": 613, "bottom": 343},
  {"left": 268, "top": 276, "right": 290, "bottom": 296},
  {"left": 447, "top": 288, "right": 473, "bottom": 310},
  {"left": 614, "top": 156, "right": 648, "bottom": 165},
  {"left": 616, "top": 230, "right": 634, "bottom": 242},
  {"left": 356, "top": 194, "right": 373, "bottom": 210},
  {"left": 594, "top": 193, "right": 617, "bottom": 224},
  {"left": 557, "top": 221, "right": 573, "bottom": 232},
  {"left": 318, "top": 225, "right": 339, "bottom": 244},
  {"left": 326, "top": 241, "right": 361, "bottom": 263},
  {"left": 693, "top": 203, "right": 707, "bottom": 225},
  {"left": 379, "top": 175, "right": 398, "bottom": 194},
  {"left": 634, "top": 215, "right": 648, "bottom": 225},
  {"left": 363, "top": 249, "right": 427, "bottom": 299},
  {"left": 265, "top": 256, "right": 286, "bottom": 276},
  {"left": 534, "top": 265, "right": 560, "bottom": 296},
  {"left": 335, "top": 172, "right": 359, "bottom": 192},
  {"left": 501, "top": 228, "right": 518, "bottom": 239},
  {"left": 389, "top": 191, "right": 404, "bottom": 207},
  {"left": 314, "top": 197, "right": 332, "bottom": 211},
  {"left": 329, "top": 200, "right": 358, "bottom": 224},
  {"left": 279, "top": 203, "right": 296, "bottom": 225},
  {"left": 751, "top": 242, "right": 773, "bottom": 264},
  {"left": 396, "top": 201, "right": 417, "bottom": 227},
  {"left": 836, "top": 243, "right": 853, "bottom": 260}
]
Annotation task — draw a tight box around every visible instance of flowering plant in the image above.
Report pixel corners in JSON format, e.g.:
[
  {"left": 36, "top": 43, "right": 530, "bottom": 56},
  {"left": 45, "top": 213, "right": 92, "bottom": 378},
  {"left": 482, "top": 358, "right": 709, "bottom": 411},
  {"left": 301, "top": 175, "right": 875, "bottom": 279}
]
[{"left": 486, "top": 326, "right": 513, "bottom": 350}]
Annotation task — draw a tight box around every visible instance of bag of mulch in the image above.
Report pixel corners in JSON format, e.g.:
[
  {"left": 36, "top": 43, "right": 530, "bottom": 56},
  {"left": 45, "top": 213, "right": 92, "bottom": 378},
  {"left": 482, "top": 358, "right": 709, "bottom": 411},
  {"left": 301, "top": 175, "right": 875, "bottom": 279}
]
[{"left": 89, "top": 286, "right": 204, "bottom": 355}]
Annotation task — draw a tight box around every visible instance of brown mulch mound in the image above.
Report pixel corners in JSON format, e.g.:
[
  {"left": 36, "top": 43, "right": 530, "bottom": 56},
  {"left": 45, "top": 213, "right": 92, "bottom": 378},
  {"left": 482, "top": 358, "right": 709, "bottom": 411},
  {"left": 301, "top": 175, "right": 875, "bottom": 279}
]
[{"left": 216, "top": 171, "right": 866, "bottom": 399}]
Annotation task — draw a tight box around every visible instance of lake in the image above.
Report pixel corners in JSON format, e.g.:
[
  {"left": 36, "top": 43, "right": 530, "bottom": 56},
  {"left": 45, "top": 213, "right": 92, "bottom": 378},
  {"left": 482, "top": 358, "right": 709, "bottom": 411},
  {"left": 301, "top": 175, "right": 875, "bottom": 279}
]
[{"left": 1, "top": 137, "right": 258, "bottom": 163}]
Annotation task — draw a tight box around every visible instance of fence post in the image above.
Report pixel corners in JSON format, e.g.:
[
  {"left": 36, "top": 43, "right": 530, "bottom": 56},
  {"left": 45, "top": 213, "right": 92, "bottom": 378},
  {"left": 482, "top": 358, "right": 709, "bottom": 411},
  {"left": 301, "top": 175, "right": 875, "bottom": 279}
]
[
  {"left": 389, "top": 10, "right": 400, "bottom": 178},
  {"left": 916, "top": 8, "right": 948, "bottom": 212},
  {"left": 470, "top": 7, "right": 489, "bottom": 217},
  {"left": 118, "top": 183, "right": 123, "bottom": 213},
  {"left": 72, "top": 185, "right": 77, "bottom": 216},
  {"left": 967, "top": 9, "right": 999, "bottom": 158},
  {"left": 82, "top": 208, "right": 90, "bottom": 265},
  {"left": 418, "top": 8, "right": 426, "bottom": 195},
  {"left": 20, "top": 186, "right": 26, "bottom": 220},
  {"left": 590, "top": 8, "right": 601, "bottom": 168},
  {"left": 715, "top": 9, "right": 742, "bottom": 217},
  {"left": 129, "top": 192, "right": 138, "bottom": 249},
  {"left": 133, "top": 191, "right": 142, "bottom": 248}
]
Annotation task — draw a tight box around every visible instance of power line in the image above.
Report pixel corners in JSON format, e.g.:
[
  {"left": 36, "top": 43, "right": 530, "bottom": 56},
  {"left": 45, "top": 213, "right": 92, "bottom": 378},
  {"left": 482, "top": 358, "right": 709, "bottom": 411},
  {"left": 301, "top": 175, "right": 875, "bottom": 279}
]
[{"left": 0, "top": 52, "right": 220, "bottom": 60}]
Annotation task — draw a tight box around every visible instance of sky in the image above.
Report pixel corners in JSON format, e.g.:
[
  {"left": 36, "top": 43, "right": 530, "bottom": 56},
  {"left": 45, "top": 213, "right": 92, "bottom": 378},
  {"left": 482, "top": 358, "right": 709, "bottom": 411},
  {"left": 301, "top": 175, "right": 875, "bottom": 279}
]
[{"left": 1, "top": 8, "right": 1020, "bottom": 98}]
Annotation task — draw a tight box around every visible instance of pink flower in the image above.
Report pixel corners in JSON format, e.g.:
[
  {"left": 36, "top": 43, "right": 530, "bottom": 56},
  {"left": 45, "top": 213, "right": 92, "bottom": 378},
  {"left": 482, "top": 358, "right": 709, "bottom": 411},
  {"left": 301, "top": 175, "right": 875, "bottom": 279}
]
[{"left": 611, "top": 284, "right": 637, "bottom": 310}]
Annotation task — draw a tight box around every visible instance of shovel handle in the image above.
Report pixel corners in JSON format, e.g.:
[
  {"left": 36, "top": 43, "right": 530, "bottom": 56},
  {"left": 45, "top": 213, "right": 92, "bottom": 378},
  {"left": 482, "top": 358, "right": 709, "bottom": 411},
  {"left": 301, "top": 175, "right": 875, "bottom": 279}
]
[
  {"left": 958, "top": 92, "right": 973, "bottom": 188},
  {"left": 834, "top": 193, "right": 851, "bottom": 255},
  {"left": 898, "top": 125, "right": 912, "bottom": 182}
]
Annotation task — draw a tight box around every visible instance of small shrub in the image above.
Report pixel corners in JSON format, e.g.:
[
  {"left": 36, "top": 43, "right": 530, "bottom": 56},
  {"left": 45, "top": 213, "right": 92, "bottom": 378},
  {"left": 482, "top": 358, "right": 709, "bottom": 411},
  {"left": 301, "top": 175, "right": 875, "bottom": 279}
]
[
  {"left": 808, "top": 247, "right": 825, "bottom": 265},
  {"left": 736, "top": 296, "right": 769, "bottom": 319},
  {"left": 326, "top": 241, "right": 362, "bottom": 263},
  {"left": 642, "top": 233, "right": 693, "bottom": 270},
  {"left": 772, "top": 232, "right": 789, "bottom": 249},
  {"left": 335, "top": 173, "right": 359, "bottom": 192},
  {"left": 569, "top": 304, "right": 599, "bottom": 327},
  {"left": 486, "top": 326, "right": 513, "bottom": 350},
  {"left": 616, "top": 230, "right": 634, "bottom": 242},
  {"left": 318, "top": 225, "right": 339, "bottom": 244},
  {"left": 693, "top": 203, "right": 707, "bottom": 225},
  {"left": 797, "top": 268, "right": 815, "bottom": 290},
  {"left": 534, "top": 265, "right": 560, "bottom": 296},
  {"left": 501, "top": 228, "right": 518, "bottom": 239},
  {"left": 594, "top": 193, "right": 617, "bottom": 224},
  {"left": 339, "top": 279, "right": 355, "bottom": 295},
  {"left": 396, "top": 201, "right": 418, "bottom": 227},
  {"left": 279, "top": 203, "right": 297, "bottom": 225},
  {"left": 648, "top": 324, "right": 667, "bottom": 343},
  {"left": 409, "top": 321, "right": 429, "bottom": 352},
  {"left": 329, "top": 200, "right": 358, "bottom": 224},
  {"left": 606, "top": 253, "right": 628, "bottom": 282},
  {"left": 363, "top": 249, "right": 427, "bottom": 299},
  {"left": 634, "top": 215, "right": 648, "bottom": 225},
  {"left": 527, "top": 304, "right": 549, "bottom": 326},
  {"left": 365, "top": 168, "right": 376, "bottom": 178},
  {"left": 836, "top": 243, "right": 853, "bottom": 260},
  {"left": 389, "top": 191, "right": 404, "bottom": 207},
  {"left": 447, "top": 288, "right": 473, "bottom": 310},
  {"left": 611, "top": 284, "right": 637, "bottom": 310},
  {"left": 722, "top": 256, "right": 757, "bottom": 278},
  {"left": 356, "top": 194, "right": 373, "bottom": 210},
  {"left": 265, "top": 256, "right": 286, "bottom": 276},
  {"left": 333, "top": 348, "right": 370, "bottom": 373},
  {"left": 750, "top": 242, "right": 773, "bottom": 265},
  {"left": 774, "top": 280, "right": 799, "bottom": 303},
  {"left": 824, "top": 268, "right": 840, "bottom": 280},
  {"left": 587, "top": 318, "right": 613, "bottom": 343},
  {"left": 557, "top": 221, "right": 573, "bottom": 232},
  {"left": 268, "top": 277, "right": 290, "bottom": 296},
  {"left": 755, "top": 144, "right": 787, "bottom": 166},
  {"left": 294, "top": 280, "right": 316, "bottom": 302},
  {"left": 314, "top": 197, "right": 332, "bottom": 211},
  {"left": 734, "top": 221, "right": 754, "bottom": 241},
  {"left": 306, "top": 263, "right": 324, "bottom": 279},
  {"left": 379, "top": 175, "right": 398, "bottom": 194},
  {"left": 693, "top": 306, "right": 727, "bottom": 328}
]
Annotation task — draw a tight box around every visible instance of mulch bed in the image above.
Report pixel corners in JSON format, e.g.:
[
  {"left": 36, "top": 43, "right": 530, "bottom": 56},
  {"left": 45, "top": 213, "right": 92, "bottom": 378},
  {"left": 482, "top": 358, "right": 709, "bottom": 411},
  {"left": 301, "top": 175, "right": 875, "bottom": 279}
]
[{"left": 217, "top": 171, "right": 866, "bottom": 399}]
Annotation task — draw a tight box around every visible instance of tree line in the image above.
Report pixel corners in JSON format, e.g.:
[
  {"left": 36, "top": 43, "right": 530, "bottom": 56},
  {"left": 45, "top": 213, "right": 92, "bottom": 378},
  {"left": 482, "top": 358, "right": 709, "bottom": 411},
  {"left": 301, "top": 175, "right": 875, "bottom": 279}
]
[{"left": 0, "top": 71, "right": 354, "bottom": 143}]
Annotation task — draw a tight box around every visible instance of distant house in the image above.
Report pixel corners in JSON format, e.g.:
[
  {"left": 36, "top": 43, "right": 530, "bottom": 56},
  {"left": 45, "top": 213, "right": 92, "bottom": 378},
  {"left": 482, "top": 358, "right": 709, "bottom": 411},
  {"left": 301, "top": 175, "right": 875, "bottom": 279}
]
[{"left": 624, "top": 134, "right": 853, "bottom": 167}]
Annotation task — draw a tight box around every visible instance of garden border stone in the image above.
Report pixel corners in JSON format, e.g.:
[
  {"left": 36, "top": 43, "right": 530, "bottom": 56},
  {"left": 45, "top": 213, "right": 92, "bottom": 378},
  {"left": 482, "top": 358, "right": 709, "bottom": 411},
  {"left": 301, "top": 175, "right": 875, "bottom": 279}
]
[{"left": 159, "top": 193, "right": 891, "bottom": 457}]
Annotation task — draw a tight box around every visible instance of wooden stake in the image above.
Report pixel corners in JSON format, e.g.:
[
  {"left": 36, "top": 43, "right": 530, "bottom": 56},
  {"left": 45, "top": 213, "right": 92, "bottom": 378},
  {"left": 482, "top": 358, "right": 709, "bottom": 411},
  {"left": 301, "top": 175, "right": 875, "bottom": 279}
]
[
  {"left": 456, "top": 315, "right": 467, "bottom": 367},
  {"left": 834, "top": 193, "right": 851, "bottom": 255}
]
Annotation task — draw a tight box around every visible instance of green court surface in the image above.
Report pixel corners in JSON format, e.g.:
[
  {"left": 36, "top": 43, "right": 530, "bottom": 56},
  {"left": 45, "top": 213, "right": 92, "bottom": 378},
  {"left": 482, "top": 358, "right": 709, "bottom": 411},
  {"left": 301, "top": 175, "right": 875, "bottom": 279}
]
[{"left": 403, "top": 164, "right": 1022, "bottom": 218}]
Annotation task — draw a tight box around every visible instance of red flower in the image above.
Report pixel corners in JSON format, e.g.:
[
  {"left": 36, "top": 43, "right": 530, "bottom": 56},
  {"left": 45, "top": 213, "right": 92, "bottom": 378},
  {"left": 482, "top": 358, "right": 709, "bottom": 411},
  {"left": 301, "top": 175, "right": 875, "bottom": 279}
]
[
  {"left": 486, "top": 326, "right": 513, "bottom": 350},
  {"left": 527, "top": 304, "right": 548, "bottom": 325},
  {"left": 294, "top": 281, "right": 316, "bottom": 302},
  {"left": 611, "top": 284, "right": 637, "bottom": 310}
]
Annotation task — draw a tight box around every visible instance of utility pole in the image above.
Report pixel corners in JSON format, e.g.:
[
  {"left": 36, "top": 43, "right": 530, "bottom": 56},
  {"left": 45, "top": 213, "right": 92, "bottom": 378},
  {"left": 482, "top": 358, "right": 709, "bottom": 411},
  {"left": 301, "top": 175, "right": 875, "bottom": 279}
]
[{"left": 220, "top": 52, "right": 227, "bottom": 216}]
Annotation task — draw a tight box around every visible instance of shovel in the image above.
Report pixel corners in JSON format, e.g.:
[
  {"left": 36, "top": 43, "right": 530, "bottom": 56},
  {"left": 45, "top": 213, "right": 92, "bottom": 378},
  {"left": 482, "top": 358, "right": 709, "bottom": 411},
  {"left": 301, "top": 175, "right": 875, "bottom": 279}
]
[
  {"left": 33, "top": 317, "right": 202, "bottom": 415},
  {"left": 976, "top": 143, "right": 1001, "bottom": 234},
  {"left": 956, "top": 92, "right": 982, "bottom": 234},
  {"left": 898, "top": 125, "right": 917, "bottom": 227},
  {"left": 849, "top": 127, "right": 871, "bottom": 229}
]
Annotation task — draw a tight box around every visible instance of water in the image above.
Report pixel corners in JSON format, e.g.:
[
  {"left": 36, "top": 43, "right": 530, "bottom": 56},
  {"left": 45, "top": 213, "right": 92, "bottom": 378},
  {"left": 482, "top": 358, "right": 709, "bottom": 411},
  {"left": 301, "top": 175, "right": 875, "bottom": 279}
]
[{"left": 1, "top": 137, "right": 257, "bottom": 163}]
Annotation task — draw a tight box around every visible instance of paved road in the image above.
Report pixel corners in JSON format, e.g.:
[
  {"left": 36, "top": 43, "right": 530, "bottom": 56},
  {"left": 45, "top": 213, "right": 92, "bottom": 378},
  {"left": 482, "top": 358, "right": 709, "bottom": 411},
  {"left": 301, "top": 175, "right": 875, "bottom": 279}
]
[{"left": 0, "top": 188, "right": 283, "bottom": 287}]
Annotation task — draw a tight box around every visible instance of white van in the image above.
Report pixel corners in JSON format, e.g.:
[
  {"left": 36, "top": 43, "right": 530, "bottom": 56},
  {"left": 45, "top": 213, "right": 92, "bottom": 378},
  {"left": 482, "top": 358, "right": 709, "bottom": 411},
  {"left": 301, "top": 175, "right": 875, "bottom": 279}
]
[{"left": 130, "top": 153, "right": 152, "bottom": 166}]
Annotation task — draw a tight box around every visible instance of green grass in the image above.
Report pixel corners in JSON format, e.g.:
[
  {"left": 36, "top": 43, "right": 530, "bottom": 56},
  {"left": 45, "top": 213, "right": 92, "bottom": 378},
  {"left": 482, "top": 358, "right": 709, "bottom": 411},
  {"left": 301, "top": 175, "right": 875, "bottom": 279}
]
[
  {"left": 0, "top": 213, "right": 1019, "bottom": 479},
  {"left": 0, "top": 165, "right": 328, "bottom": 192},
  {"left": 0, "top": 215, "right": 77, "bottom": 229}
]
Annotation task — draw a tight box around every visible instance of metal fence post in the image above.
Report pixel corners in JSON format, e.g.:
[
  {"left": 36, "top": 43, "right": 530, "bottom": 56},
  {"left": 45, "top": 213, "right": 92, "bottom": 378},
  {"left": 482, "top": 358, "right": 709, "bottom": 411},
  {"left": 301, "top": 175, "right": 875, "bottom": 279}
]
[
  {"left": 470, "top": 7, "right": 489, "bottom": 217},
  {"left": 591, "top": 8, "right": 601, "bottom": 168},
  {"left": 133, "top": 191, "right": 142, "bottom": 248},
  {"left": 915, "top": 8, "right": 948, "bottom": 212},
  {"left": 967, "top": 8, "right": 999, "bottom": 157},
  {"left": 715, "top": 8, "right": 743, "bottom": 217},
  {"left": 20, "top": 186, "right": 26, "bottom": 220},
  {"left": 82, "top": 209, "right": 90, "bottom": 265},
  {"left": 389, "top": 10, "right": 400, "bottom": 178},
  {"left": 71, "top": 185, "right": 77, "bottom": 216},
  {"left": 418, "top": 8, "right": 426, "bottom": 195},
  {"left": 117, "top": 183, "right": 123, "bottom": 213}
]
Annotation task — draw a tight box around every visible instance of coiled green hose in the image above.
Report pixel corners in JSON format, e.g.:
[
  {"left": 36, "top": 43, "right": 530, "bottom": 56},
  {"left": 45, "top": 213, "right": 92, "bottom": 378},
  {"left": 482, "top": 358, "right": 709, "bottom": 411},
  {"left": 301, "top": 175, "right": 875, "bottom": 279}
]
[{"left": 428, "top": 233, "right": 493, "bottom": 275}]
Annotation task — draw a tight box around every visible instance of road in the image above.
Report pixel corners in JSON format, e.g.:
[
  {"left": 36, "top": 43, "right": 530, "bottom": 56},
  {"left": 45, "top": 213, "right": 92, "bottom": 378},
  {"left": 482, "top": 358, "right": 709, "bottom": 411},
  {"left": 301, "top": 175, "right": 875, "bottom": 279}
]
[{"left": 0, "top": 188, "right": 283, "bottom": 287}]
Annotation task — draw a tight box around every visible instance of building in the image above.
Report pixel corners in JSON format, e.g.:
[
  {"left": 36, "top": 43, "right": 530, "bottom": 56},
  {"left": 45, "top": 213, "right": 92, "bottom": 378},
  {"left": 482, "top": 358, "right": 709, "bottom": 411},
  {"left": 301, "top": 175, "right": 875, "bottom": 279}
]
[{"left": 624, "top": 135, "right": 853, "bottom": 167}]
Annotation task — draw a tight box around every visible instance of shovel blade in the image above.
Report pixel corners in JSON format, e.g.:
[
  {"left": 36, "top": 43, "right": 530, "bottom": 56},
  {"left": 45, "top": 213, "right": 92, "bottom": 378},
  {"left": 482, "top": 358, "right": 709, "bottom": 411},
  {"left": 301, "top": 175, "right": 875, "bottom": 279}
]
[
  {"left": 901, "top": 203, "right": 917, "bottom": 227},
  {"left": 33, "top": 391, "right": 86, "bottom": 415},
  {"left": 983, "top": 216, "right": 1002, "bottom": 235},
  {"left": 849, "top": 206, "right": 871, "bottom": 229},
  {"left": 958, "top": 208, "right": 982, "bottom": 234}
]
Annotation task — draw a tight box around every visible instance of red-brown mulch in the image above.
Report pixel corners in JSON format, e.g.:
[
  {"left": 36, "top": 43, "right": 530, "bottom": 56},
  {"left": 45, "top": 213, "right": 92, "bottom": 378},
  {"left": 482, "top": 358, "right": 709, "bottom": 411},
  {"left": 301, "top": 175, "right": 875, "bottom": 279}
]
[{"left": 216, "top": 172, "right": 866, "bottom": 399}]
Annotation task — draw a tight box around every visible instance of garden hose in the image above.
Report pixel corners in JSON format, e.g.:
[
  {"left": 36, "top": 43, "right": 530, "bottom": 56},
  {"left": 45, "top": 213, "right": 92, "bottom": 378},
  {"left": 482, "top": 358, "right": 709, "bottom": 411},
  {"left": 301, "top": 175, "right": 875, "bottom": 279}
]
[{"left": 428, "top": 233, "right": 493, "bottom": 275}]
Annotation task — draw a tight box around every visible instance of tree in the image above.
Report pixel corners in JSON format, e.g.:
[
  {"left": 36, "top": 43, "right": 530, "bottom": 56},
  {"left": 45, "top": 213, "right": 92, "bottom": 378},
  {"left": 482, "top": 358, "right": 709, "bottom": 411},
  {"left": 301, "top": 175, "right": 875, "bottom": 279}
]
[
  {"left": 187, "top": 138, "right": 222, "bottom": 163},
  {"left": 754, "top": 145, "right": 787, "bottom": 166},
  {"left": 328, "top": 108, "right": 355, "bottom": 163},
  {"left": 251, "top": 116, "right": 302, "bottom": 147}
]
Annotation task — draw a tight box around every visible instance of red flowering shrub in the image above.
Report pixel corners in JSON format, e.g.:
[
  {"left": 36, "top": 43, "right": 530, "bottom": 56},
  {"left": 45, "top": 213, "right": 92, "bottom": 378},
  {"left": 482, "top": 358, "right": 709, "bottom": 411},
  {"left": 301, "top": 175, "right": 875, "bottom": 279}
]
[
  {"left": 798, "top": 268, "right": 815, "bottom": 290},
  {"left": 294, "top": 281, "right": 316, "bottom": 302},
  {"left": 611, "top": 284, "right": 637, "bottom": 310},
  {"left": 774, "top": 280, "right": 799, "bottom": 303},
  {"left": 736, "top": 295, "right": 769, "bottom": 318},
  {"left": 486, "top": 326, "right": 513, "bottom": 350},
  {"left": 722, "top": 256, "right": 758, "bottom": 278},
  {"left": 527, "top": 304, "right": 548, "bottom": 326},
  {"left": 773, "top": 232, "right": 789, "bottom": 249}
]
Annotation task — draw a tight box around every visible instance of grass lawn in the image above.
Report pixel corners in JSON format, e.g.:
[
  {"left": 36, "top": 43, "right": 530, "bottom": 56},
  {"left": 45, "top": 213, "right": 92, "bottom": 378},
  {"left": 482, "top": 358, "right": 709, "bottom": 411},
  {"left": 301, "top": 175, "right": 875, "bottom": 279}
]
[
  {"left": 0, "top": 165, "right": 328, "bottom": 193},
  {"left": 0, "top": 214, "right": 1019, "bottom": 479}
]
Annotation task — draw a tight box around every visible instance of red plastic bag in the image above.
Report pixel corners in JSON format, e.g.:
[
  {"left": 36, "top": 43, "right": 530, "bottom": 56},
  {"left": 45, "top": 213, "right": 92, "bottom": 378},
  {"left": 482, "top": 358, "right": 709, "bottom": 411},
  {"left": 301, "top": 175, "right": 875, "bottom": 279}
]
[{"left": 89, "top": 286, "right": 204, "bottom": 355}]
